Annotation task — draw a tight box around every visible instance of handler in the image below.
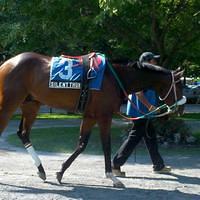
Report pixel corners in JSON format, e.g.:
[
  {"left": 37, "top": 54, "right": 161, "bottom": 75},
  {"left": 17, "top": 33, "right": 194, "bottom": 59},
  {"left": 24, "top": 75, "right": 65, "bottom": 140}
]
[{"left": 112, "top": 52, "right": 171, "bottom": 177}]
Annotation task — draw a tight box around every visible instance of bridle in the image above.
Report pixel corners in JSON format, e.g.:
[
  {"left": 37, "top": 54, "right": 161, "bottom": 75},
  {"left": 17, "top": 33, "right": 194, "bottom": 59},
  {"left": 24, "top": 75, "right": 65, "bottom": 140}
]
[
  {"left": 107, "top": 61, "right": 186, "bottom": 120},
  {"left": 159, "top": 72, "right": 177, "bottom": 102},
  {"left": 158, "top": 71, "right": 179, "bottom": 114},
  {"left": 124, "top": 71, "right": 184, "bottom": 118},
  {"left": 157, "top": 71, "right": 187, "bottom": 116},
  {"left": 136, "top": 71, "right": 186, "bottom": 119}
]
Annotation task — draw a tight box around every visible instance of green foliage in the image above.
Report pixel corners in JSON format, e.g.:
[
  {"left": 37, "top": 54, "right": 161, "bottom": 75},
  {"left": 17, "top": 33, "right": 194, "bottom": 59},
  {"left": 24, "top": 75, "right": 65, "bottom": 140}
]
[
  {"left": 97, "top": 0, "right": 200, "bottom": 68},
  {"left": 0, "top": 0, "right": 100, "bottom": 56},
  {"left": 183, "top": 61, "right": 200, "bottom": 78},
  {"left": 0, "top": 0, "right": 199, "bottom": 75},
  {"left": 153, "top": 118, "right": 192, "bottom": 144}
]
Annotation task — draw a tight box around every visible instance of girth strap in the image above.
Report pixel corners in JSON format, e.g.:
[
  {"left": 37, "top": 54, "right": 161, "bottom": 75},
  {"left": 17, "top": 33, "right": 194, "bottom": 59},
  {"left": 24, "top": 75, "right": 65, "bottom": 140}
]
[
  {"left": 76, "top": 68, "right": 89, "bottom": 113},
  {"left": 76, "top": 53, "right": 97, "bottom": 113}
]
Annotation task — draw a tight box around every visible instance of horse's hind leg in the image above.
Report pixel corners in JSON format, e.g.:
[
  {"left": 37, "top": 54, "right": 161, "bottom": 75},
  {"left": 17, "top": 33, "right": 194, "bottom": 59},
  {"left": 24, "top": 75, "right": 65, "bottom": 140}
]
[
  {"left": 56, "top": 117, "right": 96, "bottom": 184},
  {"left": 17, "top": 100, "right": 46, "bottom": 181},
  {"left": 0, "top": 93, "right": 26, "bottom": 135}
]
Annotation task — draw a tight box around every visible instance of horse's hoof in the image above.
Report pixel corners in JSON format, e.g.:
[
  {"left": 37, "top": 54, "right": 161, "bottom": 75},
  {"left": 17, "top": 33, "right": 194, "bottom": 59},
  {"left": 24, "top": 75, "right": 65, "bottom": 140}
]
[
  {"left": 113, "top": 181, "right": 125, "bottom": 188},
  {"left": 56, "top": 172, "right": 63, "bottom": 184},
  {"left": 37, "top": 171, "right": 46, "bottom": 181}
]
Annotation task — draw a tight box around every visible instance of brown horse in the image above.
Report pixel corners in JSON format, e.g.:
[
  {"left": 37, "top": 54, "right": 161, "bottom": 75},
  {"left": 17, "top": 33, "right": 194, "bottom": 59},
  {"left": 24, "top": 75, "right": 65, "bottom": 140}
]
[{"left": 0, "top": 52, "right": 185, "bottom": 187}]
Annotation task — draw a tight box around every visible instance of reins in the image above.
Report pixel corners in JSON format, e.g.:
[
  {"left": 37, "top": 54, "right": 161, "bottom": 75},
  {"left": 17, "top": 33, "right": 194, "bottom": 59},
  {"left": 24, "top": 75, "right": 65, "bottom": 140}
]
[
  {"left": 107, "top": 61, "right": 183, "bottom": 121},
  {"left": 118, "top": 101, "right": 179, "bottom": 121},
  {"left": 107, "top": 61, "right": 146, "bottom": 114}
]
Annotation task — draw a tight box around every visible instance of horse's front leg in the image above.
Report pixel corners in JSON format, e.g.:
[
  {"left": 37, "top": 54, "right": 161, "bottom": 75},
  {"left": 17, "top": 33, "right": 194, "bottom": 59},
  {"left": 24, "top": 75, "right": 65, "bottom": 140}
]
[
  {"left": 98, "top": 117, "right": 125, "bottom": 188},
  {"left": 56, "top": 117, "right": 96, "bottom": 184}
]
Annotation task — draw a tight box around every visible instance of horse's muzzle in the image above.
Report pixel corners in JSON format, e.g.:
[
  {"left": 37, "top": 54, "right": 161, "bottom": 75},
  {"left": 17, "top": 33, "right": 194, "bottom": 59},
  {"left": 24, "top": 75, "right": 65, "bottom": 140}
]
[
  {"left": 176, "top": 96, "right": 187, "bottom": 106},
  {"left": 174, "top": 96, "right": 187, "bottom": 116}
]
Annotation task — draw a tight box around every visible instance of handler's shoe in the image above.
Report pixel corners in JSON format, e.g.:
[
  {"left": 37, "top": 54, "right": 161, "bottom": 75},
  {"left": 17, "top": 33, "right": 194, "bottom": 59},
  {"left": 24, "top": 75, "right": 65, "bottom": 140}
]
[
  {"left": 112, "top": 168, "right": 126, "bottom": 177},
  {"left": 154, "top": 166, "right": 172, "bottom": 174}
]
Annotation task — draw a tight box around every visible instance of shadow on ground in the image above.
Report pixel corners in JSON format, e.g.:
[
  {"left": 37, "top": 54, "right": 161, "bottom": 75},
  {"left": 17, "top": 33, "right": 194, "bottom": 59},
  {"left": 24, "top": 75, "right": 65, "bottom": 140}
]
[{"left": 0, "top": 181, "right": 199, "bottom": 200}]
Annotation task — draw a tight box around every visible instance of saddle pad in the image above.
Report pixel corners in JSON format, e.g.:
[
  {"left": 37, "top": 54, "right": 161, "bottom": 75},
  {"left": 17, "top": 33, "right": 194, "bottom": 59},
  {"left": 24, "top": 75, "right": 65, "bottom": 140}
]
[{"left": 49, "top": 53, "right": 106, "bottom": 90}]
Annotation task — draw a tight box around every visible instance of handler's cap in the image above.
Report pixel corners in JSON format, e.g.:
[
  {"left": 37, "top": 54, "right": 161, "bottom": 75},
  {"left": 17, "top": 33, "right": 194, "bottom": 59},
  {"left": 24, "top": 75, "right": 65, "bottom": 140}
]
[{"left": 139, "top": 52, "right": 160, "bottom": 63}]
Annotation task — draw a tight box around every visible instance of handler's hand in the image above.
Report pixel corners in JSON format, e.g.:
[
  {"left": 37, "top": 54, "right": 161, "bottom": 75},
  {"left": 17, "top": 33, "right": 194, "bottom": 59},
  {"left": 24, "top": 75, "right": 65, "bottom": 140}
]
[{"left": 149, "top": 105, "right": 156, "bottom": 112}]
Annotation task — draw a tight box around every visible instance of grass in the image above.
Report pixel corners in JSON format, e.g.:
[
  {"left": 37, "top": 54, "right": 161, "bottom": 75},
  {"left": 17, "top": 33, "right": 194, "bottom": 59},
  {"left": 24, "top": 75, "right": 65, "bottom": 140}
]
[
  {"left": 7, "top": 126, "right": 200, "bottom": 156},
  {"left": 178, "top": 113, "right": 200, "bottom": 121},
  {"left": 11, "top": 113, "right": 82, "bottom": 120},
  {"left": 11, "top": 112, "right": 200, "bottom": 120},
  {"left": 7, "top": 126, "right": 127, "bottom": 155},
  {"left": 7, "top": 112, "right": 200, "bottom": 155},
  {"left": 192, "top": 131, "right": 200, "bottom": 143}
]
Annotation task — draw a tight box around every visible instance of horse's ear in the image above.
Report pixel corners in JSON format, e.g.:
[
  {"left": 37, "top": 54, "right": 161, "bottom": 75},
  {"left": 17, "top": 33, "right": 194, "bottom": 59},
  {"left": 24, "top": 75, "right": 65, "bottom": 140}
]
[
  {"left": 176, "top": 69, "right": 184, "bottom": 76},
  {"left": 174, "top": 69, "right": 184, "bottom": 82},
  {"left": 174, "top": 68, "right": 184, "bottom": 75},
  {"left": 174, "top": 67, "right": 181, "bottom": 73}
]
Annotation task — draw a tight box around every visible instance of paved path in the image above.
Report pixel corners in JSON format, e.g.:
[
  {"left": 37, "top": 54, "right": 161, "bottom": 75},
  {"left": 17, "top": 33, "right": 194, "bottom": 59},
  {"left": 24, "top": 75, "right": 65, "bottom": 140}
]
[{"left": 0, "top": 118, "right": 200, "bottom": 200}]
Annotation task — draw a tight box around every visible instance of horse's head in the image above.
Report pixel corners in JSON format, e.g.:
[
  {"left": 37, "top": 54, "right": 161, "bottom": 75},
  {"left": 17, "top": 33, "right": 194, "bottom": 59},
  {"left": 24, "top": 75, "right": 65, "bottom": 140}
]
[
  {"left": 114, "top": 62, "right": 186, "bottom": 116},
  {"left": 156, "top": 67, "right": 186, "bottom": 115}
]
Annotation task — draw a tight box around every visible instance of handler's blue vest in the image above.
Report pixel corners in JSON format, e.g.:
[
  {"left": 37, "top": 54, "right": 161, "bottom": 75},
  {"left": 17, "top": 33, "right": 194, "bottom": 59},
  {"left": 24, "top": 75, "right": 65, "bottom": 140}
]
[{"left": 126, "top": 89, "right": 157, "bottom": 117}]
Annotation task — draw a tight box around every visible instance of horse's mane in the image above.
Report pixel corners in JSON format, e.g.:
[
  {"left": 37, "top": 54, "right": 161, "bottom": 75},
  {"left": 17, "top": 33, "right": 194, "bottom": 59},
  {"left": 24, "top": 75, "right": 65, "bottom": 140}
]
[
  {"left": 111, "top": 59, "right": 171, "bottom": 77},
  {"left": 128, "top": 61, "right": 171, "bottom": 74}
]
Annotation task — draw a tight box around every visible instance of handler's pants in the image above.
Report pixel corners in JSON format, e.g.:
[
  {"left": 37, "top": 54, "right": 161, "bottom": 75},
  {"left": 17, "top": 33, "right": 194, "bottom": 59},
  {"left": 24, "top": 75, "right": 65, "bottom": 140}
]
[{"left": 112, "top": 119, "right": 165, "bottom": 171}]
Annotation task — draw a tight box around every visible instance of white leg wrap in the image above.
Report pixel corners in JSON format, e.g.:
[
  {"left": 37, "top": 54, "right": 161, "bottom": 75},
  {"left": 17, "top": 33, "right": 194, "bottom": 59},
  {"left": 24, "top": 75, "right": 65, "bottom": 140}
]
[
  {"left": 106, "top": 172, "right": 125, "bottom": 187},
  {"left": 26, "top": 145, "right": 41, "bottom": 167}
]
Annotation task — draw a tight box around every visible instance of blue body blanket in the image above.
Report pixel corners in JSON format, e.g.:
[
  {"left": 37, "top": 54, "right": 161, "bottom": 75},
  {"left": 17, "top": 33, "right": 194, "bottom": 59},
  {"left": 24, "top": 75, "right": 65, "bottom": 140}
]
[{"left": 49, "top": 53, "right": 106, "bottom": 90}]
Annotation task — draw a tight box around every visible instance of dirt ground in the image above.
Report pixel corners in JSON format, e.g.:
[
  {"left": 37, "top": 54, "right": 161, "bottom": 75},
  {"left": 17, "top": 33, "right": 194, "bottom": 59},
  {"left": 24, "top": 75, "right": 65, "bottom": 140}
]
[{"left": 0, "top": 119, "right": 200, "bottom": 200}]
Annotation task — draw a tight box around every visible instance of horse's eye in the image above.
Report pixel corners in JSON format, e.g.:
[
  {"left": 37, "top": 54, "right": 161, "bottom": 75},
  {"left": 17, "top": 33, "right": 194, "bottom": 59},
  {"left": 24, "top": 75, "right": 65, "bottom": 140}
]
[{"left": 160, "top": 88, "right": 164, "bottom": 94}]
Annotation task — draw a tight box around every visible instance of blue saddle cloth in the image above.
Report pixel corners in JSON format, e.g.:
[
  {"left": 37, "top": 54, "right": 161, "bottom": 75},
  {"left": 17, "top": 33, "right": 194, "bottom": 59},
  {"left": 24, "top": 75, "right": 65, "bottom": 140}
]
[{"left": 49, "top": 53, "right": 106, "bottom": 90}]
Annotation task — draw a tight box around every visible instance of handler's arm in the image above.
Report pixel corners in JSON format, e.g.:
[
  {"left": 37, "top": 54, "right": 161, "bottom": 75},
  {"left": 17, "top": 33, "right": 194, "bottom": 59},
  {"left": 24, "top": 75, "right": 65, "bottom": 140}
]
[{"left": 136, "top": 91, "right": 156, "bottom": 111}]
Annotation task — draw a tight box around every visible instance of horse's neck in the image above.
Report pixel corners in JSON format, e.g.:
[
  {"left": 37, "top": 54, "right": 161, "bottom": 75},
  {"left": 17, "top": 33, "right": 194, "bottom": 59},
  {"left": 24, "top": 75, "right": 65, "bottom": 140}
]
[{"left": 114, "top": 66, "right": 170, "bottom": 94}]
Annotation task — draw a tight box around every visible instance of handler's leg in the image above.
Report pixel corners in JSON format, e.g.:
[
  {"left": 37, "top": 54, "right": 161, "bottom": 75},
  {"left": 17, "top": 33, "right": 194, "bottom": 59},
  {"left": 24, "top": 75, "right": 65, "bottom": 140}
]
[
  {"left": 17, "top": 101, "right": 46, "bottom": 180},
  {"left": 56, "top": 117, "right": 96, "bottom": 184},
  {"left": 112, "top": 119, "right": 146, "bottom": 173},
  {"left": 144, "top": 119, "right": 171, "bottom": 173}
]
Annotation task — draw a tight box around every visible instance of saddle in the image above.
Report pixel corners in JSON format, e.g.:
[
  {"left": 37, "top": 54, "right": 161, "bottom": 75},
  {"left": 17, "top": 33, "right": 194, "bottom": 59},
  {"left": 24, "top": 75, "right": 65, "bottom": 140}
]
[
  {"left": 61, "top": 52, "right": 100, "bottom": 79},
  {"left": 61, "top": 52, "right": 100, "bottom": 113}
]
